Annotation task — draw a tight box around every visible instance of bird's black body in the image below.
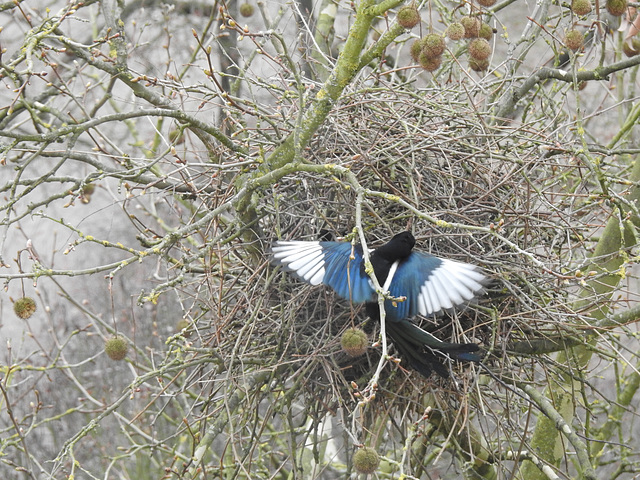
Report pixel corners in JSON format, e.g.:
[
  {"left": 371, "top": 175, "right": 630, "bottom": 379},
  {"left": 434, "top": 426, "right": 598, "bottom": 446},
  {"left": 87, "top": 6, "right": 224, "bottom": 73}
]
[
  {"left": 368, "top": 231, "right": 415, "bottom": 284},
  {"left": 271, "top": 231, "right": 485, "bottom": 378},
  {"left": 364, "top": 232, "right": 480, "bottom": 377}
]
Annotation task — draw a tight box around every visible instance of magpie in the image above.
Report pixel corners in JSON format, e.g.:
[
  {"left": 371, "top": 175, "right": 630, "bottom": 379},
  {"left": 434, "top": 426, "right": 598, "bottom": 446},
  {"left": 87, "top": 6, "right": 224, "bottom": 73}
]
[{"left": 271, "top": 231, "right": 487, "bottom": 378}]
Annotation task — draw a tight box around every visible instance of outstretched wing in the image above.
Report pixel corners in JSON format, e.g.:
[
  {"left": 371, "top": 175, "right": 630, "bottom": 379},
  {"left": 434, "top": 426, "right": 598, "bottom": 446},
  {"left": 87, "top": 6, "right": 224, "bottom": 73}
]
[
  {"left": 384, "top": 251, "right": 486, "bottom": 320},
  {"left": 271, "top": 241, "right": 376, "bottom": 303}
]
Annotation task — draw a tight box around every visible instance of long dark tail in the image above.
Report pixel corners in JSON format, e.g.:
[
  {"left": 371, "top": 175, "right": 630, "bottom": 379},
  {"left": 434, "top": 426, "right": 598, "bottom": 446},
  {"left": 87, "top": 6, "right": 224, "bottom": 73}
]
[{"left": 386, "top": 319, "right": 480, "bottom": 378}]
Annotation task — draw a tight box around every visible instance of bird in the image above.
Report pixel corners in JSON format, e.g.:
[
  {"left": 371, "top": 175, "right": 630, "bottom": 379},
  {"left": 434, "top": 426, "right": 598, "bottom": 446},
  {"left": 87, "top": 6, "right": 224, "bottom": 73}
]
[{"left": 271, "top": 231, "right": 487, "bottom": 378}]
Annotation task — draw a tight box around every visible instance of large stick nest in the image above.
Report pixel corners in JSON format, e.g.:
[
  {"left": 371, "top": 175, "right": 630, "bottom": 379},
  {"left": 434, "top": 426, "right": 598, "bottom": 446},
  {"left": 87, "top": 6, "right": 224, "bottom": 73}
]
[{"left": 183, "top": 84, "right": 615, "bottom": 426}]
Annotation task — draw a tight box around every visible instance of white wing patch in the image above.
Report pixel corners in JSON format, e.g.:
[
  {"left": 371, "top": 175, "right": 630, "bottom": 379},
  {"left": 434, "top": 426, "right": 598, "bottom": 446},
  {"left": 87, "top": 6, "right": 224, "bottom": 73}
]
[
  {"left": 271, "top": 241, "right": 326, "bottom": 285},
  {"left": 273, "top": 241, "right": 486, "bottom": 317},
  {"left": 417, "top": 259, "right": 485, "bottom": 316},
  {"left": 382, "top": 261, "right": 400, "bottom": 291}
]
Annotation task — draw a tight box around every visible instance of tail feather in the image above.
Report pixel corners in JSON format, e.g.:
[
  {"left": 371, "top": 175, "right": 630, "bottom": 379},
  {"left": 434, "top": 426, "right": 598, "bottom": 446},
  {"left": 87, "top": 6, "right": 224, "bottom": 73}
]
[
  {"left": 385, "top": 317, "right": 480, "bottom": 378},
  {"left": 365, "top": 302, "right": 480, "bottom": 378},
  {"left": 387, "top": 328, "right": 449, "bottom": 377}
]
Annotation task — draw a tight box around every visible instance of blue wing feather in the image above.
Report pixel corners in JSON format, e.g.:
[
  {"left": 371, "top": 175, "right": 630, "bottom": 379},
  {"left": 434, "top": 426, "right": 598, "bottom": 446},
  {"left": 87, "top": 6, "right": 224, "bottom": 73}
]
[
  {"left": 272, "top": 241, "right": 375, "bottom": 303},
  {"left": 273, "top": 241, "right": 485, "bottom": 320},
  {"left": 385, "top": 252, "right": 443, "bottom": 321},
  {"left": 319, "top": 242, "right": 375, "bottom": 303},
  {"left": 385, "top": 251, "right": 485, "bottom": 320}
]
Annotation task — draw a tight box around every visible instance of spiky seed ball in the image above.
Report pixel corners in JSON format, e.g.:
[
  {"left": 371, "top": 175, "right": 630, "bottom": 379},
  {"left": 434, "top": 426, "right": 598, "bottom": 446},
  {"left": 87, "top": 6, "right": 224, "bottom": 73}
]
[
  {"left": 82, "top": 183, "right": 95, "bottom": 196},
  {"left": 410, "top": 38, "right": 423, "bottom": 62},
  {"left": 421, "top": 33, "right": 445, "bottom": 58},
  {"left": 469, "top": 57, "right": 490, "bottom": 72},
  {"left": 105, "top": 336, "right": 128, "bottom": 361},
  {"left": 239, "top": 3, "right": 255, "bottom": 17},
  {"left": 468, "top": 38, "right": 491, "bottom": 61},
  {"left": 477, "top": 0, "right": 497, "bottom": 6},
  {"left": 169, "top": 128, "right": 185, "bottom": 144},
  {"left": 606, "top": 0, "right": 627, "bottom": 16},
  {"left": 341, "top": 328, "right": 368, "bottom": 357},
  {"left": 571, "top": 0, "right": 592, "bottom": 15},
  {"left": 446, "top": 22, "right": 465, "bottom": 41},
  {"left": 14, "top": 297, "right": 36, "bottom": 319},
  {"left": 353, "top": 447, "right": 380, "bottom": 475},
  {"left": 564, "top": 29, "right": 584, "bottom": 51},
  {"left": 479, "top": 23, "right": 493, "bottom": 41},
  {"left": 460, "top": 16, "right": 481, "bottom": 38},
  {"left": 80, "top": 183, "right": 95, "bottom": 204},
  {"left": 176, "top": 318, "right": 190, "bottom": 332},
  {"left": 397, "top": 5, "right": 421, "bottom": 29},
  {"left": 419, "top": 52, "right": 442, "bottom": 72}
]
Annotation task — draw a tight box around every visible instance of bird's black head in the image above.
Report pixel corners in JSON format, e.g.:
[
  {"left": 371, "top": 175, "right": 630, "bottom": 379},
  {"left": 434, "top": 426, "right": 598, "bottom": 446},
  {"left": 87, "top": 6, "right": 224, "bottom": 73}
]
[{"left": 375, "top": 231, "right": 416, "bottom": 262}]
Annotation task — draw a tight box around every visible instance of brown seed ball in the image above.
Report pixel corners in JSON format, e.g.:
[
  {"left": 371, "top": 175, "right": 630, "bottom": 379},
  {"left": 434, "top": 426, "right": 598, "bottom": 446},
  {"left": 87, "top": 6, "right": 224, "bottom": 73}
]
[
  {"left": 469, "top": 57, "right": 490, "bottom": 72},
  {"left": 340, "top": 328, "right": 368, "bottom": 357},
  {"left": 239, "top": 3, "right": 255, "bottom": 17},
  {"left": 82, "top": 183, "right": 95, "bottom": 196},
  {"left": 419, "top": 52, "right": 442, "bottom": 71},
  {"left": 460, "top": 16, "right": 481, "bottom": 38},
  {"left": 105, "top": 336, "right": 129, "bottom": 361},
  {"left": 477, "top": 0, "right": 497, "bottom": 6},
  {"left": 421, "top": 33, "right": 445, "bottom": 58},
  {"left": 479, "top": 23, "right": 493, "bottom": 41},
  {"left": 606, "top": 0, "right": 627, "bottom": 17},
  {"left": 564, "top": 29, "right": 584, "bottom": 51},
  {"left": 14, "top": 297, "right": 36, "bottom": 319},
  {"left": 176, "top": 319, "right": 190, "bottom": 332},
  {"left": 571, "top": 0, "right": 592, "bottom": 15},
  {"left": 397, "top": 5, "right": 421, "bottom": 29},
  {"left": 410, "top": 38, "right": 423, "bottom": 62},
  {"left": 169, "top": 128, "right": 185, "bottom": 144},
  {"left": 468, "top": 38, "right": 491, "bottom": 61},
  {"left": 80, "top": 183, "right": 95, "bottom": 204},
  {"left": 446, "top": 22, "right": 465, "bottom": 41},
  {"left": 353, "top": 447, "right": 380, "bottom": 475}
]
